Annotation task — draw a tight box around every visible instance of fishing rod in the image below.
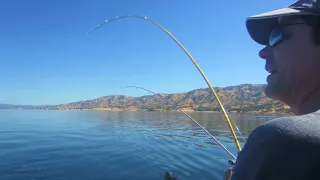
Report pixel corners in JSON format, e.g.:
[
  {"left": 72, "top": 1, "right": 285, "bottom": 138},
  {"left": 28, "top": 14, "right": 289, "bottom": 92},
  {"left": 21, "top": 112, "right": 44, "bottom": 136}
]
[
  {"left": 87, "top": 14, "right": 242, "bottom": 152},
  {"left": 124, "top": 85, "right": 237, "bottom": 160}
]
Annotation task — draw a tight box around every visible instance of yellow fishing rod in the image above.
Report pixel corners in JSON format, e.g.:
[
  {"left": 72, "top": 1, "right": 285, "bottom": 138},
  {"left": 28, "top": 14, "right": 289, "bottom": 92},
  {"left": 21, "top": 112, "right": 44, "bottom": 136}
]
[{"left": 87, "top": 14, "right": 242, "bottom": 152}]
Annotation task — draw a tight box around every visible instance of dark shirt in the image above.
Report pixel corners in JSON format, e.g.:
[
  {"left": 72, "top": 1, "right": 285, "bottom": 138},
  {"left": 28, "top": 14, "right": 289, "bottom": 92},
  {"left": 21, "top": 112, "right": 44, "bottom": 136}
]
[{"left": 230, "top": 110, "right": 320, "bottom": 180}]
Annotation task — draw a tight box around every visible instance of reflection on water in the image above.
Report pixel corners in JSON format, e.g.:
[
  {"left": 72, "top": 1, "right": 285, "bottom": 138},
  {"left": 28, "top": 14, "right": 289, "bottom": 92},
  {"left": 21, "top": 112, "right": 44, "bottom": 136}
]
[
  {"left": 0, "top": 110, "right": 282, "bottom": 180},
  {"left": 90, "top": 110, "right": 280, "bottom": 142}
]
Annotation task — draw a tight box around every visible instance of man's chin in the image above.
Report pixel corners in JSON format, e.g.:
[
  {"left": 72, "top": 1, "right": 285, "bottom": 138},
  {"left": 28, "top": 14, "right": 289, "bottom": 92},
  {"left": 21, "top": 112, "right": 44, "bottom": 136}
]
[
  {"left": 264, "top": 83, "right": 286, "bottom": 101},
  {"left": 264, "top": 87, "right": 273, "bottom": 98},
  {"left": 264, "top": 84, "right": 279, "bottom": 99}
]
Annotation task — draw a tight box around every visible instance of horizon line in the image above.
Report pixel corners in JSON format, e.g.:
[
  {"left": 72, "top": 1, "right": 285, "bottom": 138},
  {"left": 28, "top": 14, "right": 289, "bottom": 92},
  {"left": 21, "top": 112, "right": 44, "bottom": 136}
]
[{"left": 1, "top": 83, "right": 267, "bottom": 106}]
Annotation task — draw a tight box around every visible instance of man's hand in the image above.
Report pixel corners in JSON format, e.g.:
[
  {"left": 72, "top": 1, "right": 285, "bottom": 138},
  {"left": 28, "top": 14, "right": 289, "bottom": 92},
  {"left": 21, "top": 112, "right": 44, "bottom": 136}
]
[{"left": 223, "top": 167, "right": 233, "bottom": 180}]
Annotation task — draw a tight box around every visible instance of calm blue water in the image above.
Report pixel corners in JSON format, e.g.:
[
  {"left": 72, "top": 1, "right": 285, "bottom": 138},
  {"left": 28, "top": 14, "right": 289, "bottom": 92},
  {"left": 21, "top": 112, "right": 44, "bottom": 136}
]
[{"left": 0, "top": 110, "right": 276, "bottom": 180}]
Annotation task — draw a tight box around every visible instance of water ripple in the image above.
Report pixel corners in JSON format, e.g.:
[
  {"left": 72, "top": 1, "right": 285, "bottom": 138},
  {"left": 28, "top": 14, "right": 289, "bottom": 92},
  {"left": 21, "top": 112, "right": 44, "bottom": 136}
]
[{"left": 0, "top": 110, "right": 273, "bottom": 180}]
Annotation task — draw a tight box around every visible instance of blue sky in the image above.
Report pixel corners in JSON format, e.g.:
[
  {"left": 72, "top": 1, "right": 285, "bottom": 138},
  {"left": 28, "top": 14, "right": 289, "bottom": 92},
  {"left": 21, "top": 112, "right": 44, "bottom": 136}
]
[{"left": 0, "top": 0, "right": 293, "bottom": 105}]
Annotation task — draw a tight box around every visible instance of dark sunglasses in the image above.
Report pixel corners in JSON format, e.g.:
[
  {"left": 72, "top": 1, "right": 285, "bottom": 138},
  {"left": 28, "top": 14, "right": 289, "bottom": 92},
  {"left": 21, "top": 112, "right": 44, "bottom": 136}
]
[{"left": 268, "top": 22, "right": 305, "bottom": 47}]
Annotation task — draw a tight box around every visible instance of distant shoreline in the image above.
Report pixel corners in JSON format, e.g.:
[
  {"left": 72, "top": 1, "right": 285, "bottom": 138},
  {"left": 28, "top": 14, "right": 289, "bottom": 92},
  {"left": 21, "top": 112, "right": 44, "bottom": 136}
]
[
  {"left": 1, "top": 84, "right": 292, "bottom": 116},
  {"left": 38, "top": 108, "right": 291, "bottom": 116},
  {"left": 1, "top": 106, "right": 292, "bottom": 116}
]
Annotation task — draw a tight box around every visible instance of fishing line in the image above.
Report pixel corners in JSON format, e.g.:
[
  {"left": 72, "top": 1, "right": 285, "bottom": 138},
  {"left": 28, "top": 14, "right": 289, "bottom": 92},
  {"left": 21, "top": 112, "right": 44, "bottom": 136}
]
[
  {"left": 223, "top": 110, "right": 246, "bottom": 143},
  {"left": 128, "top": 85, "right": 245, "bottom": 143},
  {"left": 87, "top": 14, "right": 242, "bottom": 153},
  {"left": 124, "top": 85, "right": 237, "bottom": 160}
]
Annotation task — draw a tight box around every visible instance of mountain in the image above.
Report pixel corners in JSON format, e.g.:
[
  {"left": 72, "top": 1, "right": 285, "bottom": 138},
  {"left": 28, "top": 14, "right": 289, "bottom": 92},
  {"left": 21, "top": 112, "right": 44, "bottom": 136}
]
[
  {"left": 0, "top": 104, "right": 52, "bottom": 109},
  {"left": 53, "top": 84, "right": 291, "bottom": 114},
  {"left": 0, "top": 104, "right": 15, "bottom": 109}
]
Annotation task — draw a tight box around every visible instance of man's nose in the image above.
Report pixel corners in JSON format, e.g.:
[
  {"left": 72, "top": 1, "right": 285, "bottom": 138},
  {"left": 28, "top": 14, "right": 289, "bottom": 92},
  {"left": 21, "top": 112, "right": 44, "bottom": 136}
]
[{"left": 259, "top": 46, "right": 272, "bottom": 60}]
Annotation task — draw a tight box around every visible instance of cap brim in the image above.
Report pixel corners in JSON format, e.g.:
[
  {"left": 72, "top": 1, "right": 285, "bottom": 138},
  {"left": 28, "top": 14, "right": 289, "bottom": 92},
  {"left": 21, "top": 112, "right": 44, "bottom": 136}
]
[{"left": 246, "top": 8, "right": 312, "bottom": 45}]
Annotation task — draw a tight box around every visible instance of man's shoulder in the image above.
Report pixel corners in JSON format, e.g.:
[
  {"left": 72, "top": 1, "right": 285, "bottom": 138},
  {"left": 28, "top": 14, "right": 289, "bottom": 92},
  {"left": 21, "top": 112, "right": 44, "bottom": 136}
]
[
  {"left": 231, "top": 111, "right": 320, "bottom": 180},
  {"left": 251, "top": 110, "right": 320, "bottom": 144}
]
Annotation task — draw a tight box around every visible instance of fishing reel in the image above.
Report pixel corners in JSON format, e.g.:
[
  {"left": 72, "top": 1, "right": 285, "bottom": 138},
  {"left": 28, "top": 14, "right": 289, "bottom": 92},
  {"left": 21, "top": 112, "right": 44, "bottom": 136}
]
[
  {"left": 164, "top": 172, "right": 177, "bottom": 180},
  {"left": 228, "top": 151, "right": 239, "bottom": 165},
  {"left": 228, "top": 159, "right": 236, "bottom": 165}
]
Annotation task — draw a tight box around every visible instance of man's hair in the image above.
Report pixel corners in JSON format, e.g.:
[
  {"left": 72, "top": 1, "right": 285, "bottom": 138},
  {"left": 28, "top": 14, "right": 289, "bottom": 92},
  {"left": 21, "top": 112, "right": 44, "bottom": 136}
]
[{"left": 301, "top": 15, "right": 320, "bottom": 45}]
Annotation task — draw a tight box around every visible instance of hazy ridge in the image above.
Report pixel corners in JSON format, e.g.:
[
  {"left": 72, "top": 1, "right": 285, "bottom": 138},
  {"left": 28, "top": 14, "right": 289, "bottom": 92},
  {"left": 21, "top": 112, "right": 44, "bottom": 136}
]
[{"left": 51, "top": 84, "right": 290, "bottom": 114}]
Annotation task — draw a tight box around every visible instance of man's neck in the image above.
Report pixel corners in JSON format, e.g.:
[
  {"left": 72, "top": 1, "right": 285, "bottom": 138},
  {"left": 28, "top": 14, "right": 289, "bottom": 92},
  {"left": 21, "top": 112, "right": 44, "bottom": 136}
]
[{"left": 289, "top": 87, "right": 320, "bottom": 115}]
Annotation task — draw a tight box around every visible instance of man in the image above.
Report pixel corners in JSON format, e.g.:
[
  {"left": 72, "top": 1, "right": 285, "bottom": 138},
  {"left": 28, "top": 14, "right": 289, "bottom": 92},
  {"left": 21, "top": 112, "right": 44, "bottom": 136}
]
[{"left": 224, "top": 0, "right": 320, "bottom": 179}]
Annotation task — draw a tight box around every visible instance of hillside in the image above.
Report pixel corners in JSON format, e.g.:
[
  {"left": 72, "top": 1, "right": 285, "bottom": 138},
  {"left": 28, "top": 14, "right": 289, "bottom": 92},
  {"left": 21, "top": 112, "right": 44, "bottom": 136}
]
[
  {"left": 0, "top": 104, "right": 52, "bottom": 109},
  {"left": 52, "top": 84, "right": 291, "bottom": 114}
]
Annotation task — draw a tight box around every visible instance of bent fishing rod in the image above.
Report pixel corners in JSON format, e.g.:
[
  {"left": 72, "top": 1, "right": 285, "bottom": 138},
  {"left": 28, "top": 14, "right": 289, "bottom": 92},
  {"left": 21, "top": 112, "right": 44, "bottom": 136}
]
[
  {"left": 124, "top": 85, "right": 237, "bottom": 160},
  {"left": 87, "top": 14, "right": 242, "bottom": 152}
]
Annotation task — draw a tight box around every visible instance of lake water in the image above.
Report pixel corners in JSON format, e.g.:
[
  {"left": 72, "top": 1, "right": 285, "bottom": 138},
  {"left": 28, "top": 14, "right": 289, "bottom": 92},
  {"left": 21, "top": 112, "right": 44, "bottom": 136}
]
[{"left": 0, "top": 110, "right": 280, "bottom": 180}]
